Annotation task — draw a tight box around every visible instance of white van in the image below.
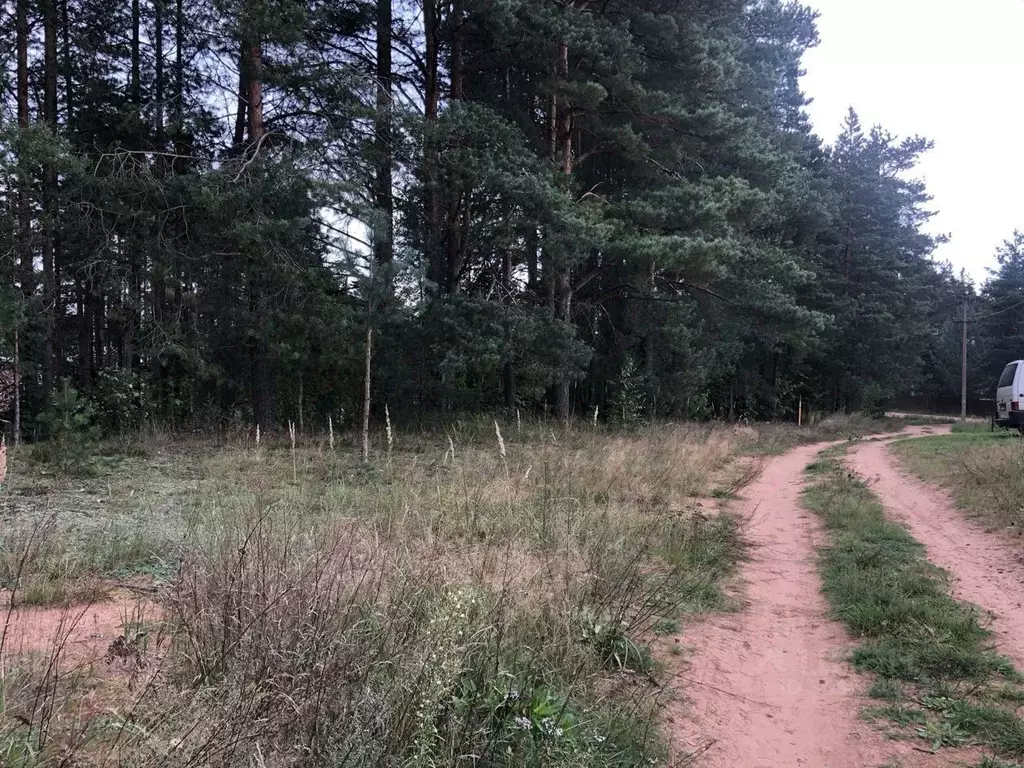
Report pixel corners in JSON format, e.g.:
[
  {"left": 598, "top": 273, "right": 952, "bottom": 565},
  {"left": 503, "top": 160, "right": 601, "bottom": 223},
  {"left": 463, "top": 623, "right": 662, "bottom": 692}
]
[{"left": 995, "top": 360, "right": 1024, "bottom": 430}]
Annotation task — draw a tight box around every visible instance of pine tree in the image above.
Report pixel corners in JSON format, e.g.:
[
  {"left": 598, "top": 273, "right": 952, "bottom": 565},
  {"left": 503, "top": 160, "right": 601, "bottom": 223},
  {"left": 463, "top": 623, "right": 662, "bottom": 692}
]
[
  {"left": 977, "top": 232, "right": 1024, "bottom": 384},
  {"left": 0, "top": 0, "right": 973, "bottom": 437}
]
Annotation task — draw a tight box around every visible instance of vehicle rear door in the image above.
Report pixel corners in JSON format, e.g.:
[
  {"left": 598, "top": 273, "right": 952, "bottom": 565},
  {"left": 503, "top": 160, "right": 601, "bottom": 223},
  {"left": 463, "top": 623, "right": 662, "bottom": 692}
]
[{"left": 997, "top": 362, "right": 1018, "bottom": 417}]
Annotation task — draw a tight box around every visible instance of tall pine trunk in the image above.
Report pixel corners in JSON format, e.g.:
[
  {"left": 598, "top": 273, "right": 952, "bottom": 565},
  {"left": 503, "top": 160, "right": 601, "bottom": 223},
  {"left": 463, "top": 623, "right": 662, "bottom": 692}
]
[
  {"left": 175, "top": 0, "right": 185, "bottom": 140},
  {"left": 526, "top": 228, "right": 538, "bottom": 294},
  {"left": 12, "top": 331, "right": 20, "bottom": 443},
  {"left": 373, "top": 0, "right": 393, "bottom": 272},
  {"left": 422, "top": 0, "right": 441, "bottom": 293},
  {"left": 552, "top": 38, "right": 573, "bottom": 421},
  {"left": 155, "top": 0, "right": 165, "bottom": 148},
  {"left": 503, "top": 248, "right": 516, "bottom": 411},
  {"left": 131, "top": 0, "right": 141, "bottom": 104},
  {"left": 125, "top": 0, "right": 143, "bottom": 375},
  {"left": 443, "top": 1, "right": 465, "bottom": 294},
  {"left": 243, "top": 6, "right": 273, "bottom": 430},
  {"left": 42, "top": 0, "right": 58, "bottom": 396},
  {"left": 16, "top": 0, "right": 32, "bottom": 301},
  {"left": 233, "top": 43, "right": 248, "bottom": 149},
  {"left": 361, "top": 325, "right": 372, "bottom": 462},
  {"left": 78, "top": 283, "right": 91, "bottom": 387},
  {"left": 61, "top": 0, "right": 72, "bottom": 124},
  {"left": 246, "top": 37, "right": 263, "bottom": 142},
  {"left": 13, "top": 0, "right": 30, "bottom": 434},
  {"left": 154, "top": 2, "right": 167, "bottom": 304},
  {"left": 93, "top": 292, "right": 105, "bottom": 372},
  {"left": 54, "top": 0, "right": 72, "bottom": 381}
]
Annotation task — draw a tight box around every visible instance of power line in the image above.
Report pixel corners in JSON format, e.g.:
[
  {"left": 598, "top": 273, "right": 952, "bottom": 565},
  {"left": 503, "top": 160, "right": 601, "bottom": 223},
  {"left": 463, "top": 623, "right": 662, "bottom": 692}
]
[
  {"left": 971, "top": 296, "right": 1024, "bottom": 321},
  {"left": 957, "top": 296, "right": 1024, "bottom": 323}
]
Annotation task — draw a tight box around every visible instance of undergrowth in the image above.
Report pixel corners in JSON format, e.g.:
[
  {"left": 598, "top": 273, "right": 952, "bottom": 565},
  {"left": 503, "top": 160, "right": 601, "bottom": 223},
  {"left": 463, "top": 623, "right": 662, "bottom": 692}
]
[
  {"left": 0, "top": 420, "right": 751, "bottom": 766},
  {"left": 0, "top": 413, "right": 916, "bottom": 765},
  {"left": 802, "top": 449, "right": 1024, "bottom": 759}
]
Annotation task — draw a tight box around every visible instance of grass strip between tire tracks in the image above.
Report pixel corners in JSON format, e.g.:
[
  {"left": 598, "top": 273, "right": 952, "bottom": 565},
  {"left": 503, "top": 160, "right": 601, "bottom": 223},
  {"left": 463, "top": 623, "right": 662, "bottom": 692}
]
[{"left": 801, "top": 446, "right": 1024, "bottom": 762}]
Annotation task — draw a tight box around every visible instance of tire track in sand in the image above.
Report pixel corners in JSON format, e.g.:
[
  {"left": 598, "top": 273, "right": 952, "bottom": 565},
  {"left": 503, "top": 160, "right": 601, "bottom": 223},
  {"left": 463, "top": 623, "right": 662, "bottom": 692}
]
[
  {"left": 848, "top": 431, "right": 1024, "bottom": 668},
  {"left": 669, "top": 432, "right": 961, "bottom": 767}
]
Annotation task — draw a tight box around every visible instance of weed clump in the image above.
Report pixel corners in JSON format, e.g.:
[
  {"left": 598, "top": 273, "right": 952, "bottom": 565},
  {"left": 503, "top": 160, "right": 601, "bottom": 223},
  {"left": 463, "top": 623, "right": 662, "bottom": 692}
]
[
  {"left": 148, "top": 506, "right": 669, "bottom": 766},
  {"left": 0, "top": 421, "right": 752, "bottom": 766}
]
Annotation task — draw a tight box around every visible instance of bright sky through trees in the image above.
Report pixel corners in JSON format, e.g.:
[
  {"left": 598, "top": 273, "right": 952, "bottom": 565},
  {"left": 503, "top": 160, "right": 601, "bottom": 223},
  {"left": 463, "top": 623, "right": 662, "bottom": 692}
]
[{"left": 801, "top": 0, "right": 1024, "bottom": 283}]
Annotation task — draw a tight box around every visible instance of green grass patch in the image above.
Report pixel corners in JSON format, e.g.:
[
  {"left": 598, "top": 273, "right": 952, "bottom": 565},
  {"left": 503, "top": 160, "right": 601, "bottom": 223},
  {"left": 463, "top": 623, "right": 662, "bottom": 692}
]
[
  {"left": 802, "top": 451, "right": 1024, "bottom": 758},
  {"left": 15, "top": 577, "right": 108, "bottom": 607},
  {"left": 864, "top": 703, "right": 927, "bottom": 727},
  {"left": 658, "top": 513, "right": 745, "bottom": 612},
  {"left": 868, "top": 678, "right": 904, "bottom": 701}
]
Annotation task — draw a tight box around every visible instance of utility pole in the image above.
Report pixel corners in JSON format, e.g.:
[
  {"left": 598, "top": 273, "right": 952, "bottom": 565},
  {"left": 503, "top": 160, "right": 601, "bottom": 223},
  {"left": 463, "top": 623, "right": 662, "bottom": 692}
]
[{"left": 961, "top": 297, "right": 968, "bottom": 421}]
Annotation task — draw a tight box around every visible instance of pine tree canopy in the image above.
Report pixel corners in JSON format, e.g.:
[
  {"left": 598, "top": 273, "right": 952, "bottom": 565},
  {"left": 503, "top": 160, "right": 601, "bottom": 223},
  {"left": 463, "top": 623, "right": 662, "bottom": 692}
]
[{"left": 0, "top": 0, "right": 993, "bottom": 433}]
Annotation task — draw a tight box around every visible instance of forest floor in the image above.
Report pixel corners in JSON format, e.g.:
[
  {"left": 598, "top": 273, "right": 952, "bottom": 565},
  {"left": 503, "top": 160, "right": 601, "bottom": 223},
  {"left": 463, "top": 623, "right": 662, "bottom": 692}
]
[{"left": 5, "top": 413, "right": 1007, "bottom": 768}]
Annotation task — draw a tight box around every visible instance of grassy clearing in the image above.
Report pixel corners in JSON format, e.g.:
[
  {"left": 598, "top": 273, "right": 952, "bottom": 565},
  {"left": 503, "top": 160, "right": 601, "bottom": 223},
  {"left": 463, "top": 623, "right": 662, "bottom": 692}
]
[
  {"left": 0, "top": 412, "right": 897, "bottom": 603},
  {"left": 892, "top": 424, "right": 1024, "bottom": 531},
  {"left": 0, "top": 413, "right": 934, "bottom": 766},
  {"left": 803, "top": 449, "right": 1024, "bottom": 758},
  {"left": 0, "top": 418, "right": 758, "bottom": 767},
  {"left": 0, "top": 437, "right": 195, "bottom": 599}
]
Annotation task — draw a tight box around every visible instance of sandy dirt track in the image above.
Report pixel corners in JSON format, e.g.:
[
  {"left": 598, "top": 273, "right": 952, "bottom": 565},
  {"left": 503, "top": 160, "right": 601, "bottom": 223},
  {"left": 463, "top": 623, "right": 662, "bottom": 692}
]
[
  {"left": 849, "top": 432, "right": 1024, "bottom": 668},
  {"left": 671, "top": 429, "right": 973, "bottom": 767}
]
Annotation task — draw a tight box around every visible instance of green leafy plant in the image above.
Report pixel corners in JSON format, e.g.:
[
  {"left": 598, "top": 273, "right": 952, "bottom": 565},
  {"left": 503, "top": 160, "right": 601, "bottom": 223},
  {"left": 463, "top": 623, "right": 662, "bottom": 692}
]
[
  {"left": 917, "top": 721, "right": 968, "bottom": 751},
  {"left": 580, "top": 612, "right": 654, "bottom": 672}
]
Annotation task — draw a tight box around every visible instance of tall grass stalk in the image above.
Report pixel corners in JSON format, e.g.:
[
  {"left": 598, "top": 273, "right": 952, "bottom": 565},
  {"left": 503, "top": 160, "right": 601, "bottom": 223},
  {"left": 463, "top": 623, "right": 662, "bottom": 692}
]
[
  {"left": 288, "top": 420, "right": 297, "bottom": 482},
  {"left": 494, "top": 420, "right": 509, "bottom": 481},
  {"left": 386, "top": 404, "right": 394, "bottom": 464}
]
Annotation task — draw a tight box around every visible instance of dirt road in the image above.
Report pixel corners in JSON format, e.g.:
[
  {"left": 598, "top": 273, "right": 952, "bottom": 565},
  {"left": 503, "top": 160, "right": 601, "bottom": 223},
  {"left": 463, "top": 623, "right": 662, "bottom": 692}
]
[
  {"left": 849, "top": 431, "right": 1024, "bottom": 668},
  {"left": 671, "top": 430, "right": 971, "bottom": 767}
]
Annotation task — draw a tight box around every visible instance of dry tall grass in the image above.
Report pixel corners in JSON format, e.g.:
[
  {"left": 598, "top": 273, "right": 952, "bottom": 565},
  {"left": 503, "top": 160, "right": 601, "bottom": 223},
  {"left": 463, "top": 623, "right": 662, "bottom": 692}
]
[
  {"left": 0, "top": 414, "right": 900, "bottom": 766},
  {"left": 894, "top": 428, "right": 1024, "bottom": 529}
]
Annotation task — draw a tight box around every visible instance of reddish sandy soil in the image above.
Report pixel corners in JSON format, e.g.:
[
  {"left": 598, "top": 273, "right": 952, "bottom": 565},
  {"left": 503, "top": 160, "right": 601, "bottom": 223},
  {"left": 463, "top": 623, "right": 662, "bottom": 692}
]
[
  {"left": 669, "top": 429, "right": 977, "bottom": 768},
  {"left": 1, "top": 588, "right": 148, "bottom": 663},
  {"left": 0, "top": 588, "right": 162, "bottom": 737},
  {"left": 849, "top": 430, "right": 1024, "bottom": 668}
]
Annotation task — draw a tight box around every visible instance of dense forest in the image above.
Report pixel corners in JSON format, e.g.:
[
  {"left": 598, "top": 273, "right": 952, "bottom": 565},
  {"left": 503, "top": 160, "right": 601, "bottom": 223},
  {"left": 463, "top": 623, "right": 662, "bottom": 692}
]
[{"left": 0, "top": 0, "right": 1002, "bottom": 437}]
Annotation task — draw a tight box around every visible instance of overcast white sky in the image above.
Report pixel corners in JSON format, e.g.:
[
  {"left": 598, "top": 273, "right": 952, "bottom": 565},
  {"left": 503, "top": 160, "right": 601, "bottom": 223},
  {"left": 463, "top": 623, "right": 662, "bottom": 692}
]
[{"left": 800, "top": 0, "right": 1024, "bottom": 285}]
